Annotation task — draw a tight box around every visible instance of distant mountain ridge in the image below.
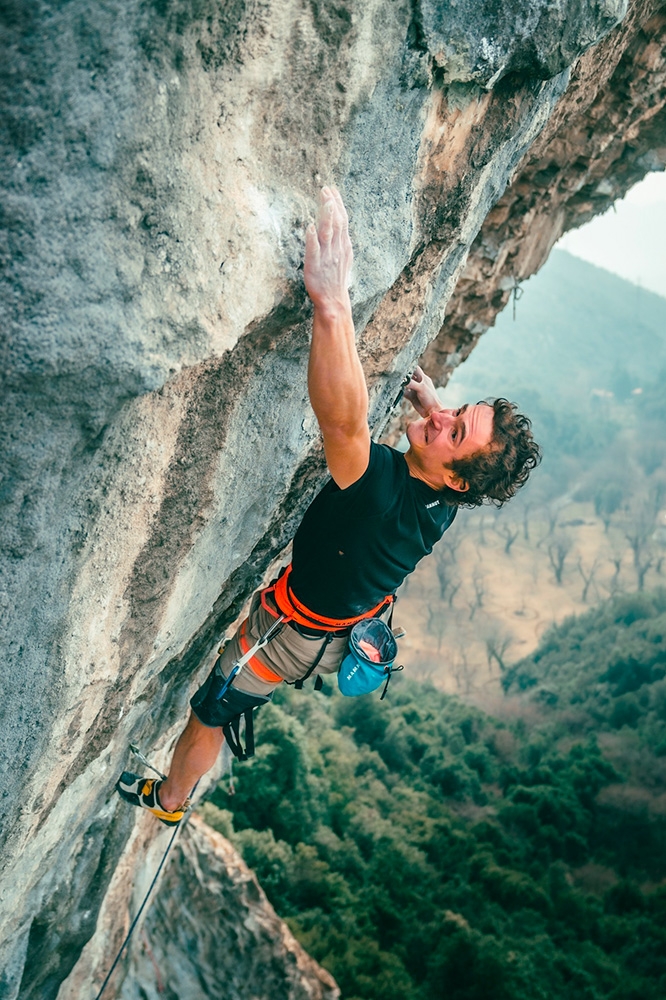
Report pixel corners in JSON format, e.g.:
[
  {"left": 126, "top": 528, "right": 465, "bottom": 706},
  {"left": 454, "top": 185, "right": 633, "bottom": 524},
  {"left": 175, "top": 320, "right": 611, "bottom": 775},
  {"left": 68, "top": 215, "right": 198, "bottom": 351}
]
[{"left": 446, "top": 250, "right": 666, "bottom": 407}]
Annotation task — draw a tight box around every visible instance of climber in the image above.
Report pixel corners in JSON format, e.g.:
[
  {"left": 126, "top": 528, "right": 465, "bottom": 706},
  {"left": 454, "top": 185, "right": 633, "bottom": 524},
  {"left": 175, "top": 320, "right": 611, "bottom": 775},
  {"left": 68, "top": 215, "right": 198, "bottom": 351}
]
[{"left": 117, "top": 186, "right": 541, "bottom": 825}]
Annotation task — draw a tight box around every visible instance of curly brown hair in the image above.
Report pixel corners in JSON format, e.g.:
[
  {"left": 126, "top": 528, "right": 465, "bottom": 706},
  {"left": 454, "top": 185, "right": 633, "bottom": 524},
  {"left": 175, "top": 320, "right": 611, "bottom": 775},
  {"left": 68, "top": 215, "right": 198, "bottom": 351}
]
[{"left": 440, "top": 398, "right": 541, "bottom": 508}]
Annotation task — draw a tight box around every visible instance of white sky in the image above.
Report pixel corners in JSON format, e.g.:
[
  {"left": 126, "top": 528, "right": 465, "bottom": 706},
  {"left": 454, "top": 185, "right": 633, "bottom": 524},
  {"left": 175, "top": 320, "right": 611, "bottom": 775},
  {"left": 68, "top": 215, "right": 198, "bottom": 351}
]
[{"left": 557, "top": 171, "right": 666, "bottom": 299}]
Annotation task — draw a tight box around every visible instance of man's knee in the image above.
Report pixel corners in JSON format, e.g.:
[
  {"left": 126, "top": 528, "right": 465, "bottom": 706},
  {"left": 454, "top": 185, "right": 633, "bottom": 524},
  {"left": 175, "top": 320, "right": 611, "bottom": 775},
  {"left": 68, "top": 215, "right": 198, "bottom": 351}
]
[{"left": 190, "top": 658, "right": 272, "bottom": 729}]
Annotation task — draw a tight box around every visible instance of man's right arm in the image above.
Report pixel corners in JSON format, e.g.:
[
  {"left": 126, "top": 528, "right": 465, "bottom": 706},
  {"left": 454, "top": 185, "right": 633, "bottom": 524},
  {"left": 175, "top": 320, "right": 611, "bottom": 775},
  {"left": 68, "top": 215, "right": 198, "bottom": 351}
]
[{"left": 304, "top": 188, "right": 370, "bottom": 490}]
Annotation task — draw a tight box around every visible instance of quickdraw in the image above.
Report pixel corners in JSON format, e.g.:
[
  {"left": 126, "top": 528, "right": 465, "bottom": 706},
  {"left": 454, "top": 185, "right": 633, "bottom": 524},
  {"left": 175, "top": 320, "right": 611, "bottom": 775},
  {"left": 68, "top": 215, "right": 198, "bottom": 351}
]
[{"left": 214, "top": 612, "right": 286, "bottom": 700}]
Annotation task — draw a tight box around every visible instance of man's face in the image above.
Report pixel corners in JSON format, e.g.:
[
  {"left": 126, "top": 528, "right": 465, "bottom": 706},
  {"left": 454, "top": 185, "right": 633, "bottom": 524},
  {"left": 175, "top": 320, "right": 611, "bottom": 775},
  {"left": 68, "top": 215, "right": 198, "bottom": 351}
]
[{"left": 406, "top": 403, "right": 495, "bottom": 491}]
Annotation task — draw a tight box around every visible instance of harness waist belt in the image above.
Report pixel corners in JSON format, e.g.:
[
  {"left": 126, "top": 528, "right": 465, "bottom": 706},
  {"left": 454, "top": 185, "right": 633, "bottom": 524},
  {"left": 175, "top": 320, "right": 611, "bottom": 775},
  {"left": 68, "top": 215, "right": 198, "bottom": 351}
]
[{"left": 261, "top": 563, "right": 393, "bottom": 631}]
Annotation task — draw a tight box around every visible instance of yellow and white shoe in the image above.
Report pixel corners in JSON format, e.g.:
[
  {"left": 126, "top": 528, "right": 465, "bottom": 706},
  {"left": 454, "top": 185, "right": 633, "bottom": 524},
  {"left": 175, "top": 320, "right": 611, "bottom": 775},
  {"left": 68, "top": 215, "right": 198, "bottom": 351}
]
[{"left": 115, "top": 771, "right": 186, "bottom": 827}]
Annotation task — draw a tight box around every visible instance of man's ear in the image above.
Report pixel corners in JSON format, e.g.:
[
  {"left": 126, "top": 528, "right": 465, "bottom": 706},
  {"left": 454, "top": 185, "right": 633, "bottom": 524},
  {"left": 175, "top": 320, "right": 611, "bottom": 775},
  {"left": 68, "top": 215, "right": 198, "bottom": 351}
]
[{"left": 442, "top": 468, "right": 469, "bottom": 492}]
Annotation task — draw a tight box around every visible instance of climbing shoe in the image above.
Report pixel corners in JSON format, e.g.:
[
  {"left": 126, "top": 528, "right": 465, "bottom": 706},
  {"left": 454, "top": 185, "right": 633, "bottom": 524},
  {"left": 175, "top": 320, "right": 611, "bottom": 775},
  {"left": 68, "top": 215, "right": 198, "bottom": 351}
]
[{"left": 115, "top": 771, "right": 187, "bottom": 827}]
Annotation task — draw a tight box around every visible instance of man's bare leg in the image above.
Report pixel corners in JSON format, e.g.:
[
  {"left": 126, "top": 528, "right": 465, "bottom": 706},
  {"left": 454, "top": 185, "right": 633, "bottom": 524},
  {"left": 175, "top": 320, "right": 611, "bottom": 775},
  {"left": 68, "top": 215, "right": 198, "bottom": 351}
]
[{"left": 158, "top": 713, "right": 223, "bottom": 812}]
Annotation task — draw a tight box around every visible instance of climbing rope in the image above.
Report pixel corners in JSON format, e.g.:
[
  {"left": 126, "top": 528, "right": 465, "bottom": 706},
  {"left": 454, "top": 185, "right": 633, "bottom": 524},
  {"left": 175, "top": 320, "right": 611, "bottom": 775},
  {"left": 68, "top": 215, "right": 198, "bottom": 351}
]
[
  {"left": 92, "top": 816, "right": 183, "bottom": 1000},
  {"left": 93, "top": 752, "right": 201, "bottom": 1000}
]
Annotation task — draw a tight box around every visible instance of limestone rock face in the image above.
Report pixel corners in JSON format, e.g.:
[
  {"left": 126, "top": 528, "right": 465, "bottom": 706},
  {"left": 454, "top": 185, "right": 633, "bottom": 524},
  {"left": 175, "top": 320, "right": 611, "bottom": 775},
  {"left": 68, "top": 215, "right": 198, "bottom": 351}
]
[
  {"left": 1, "top": 1, "right": 664, "bottom": 998},
  {"left": 118, "top": 814, "right": 339, "bottom": 1000}
]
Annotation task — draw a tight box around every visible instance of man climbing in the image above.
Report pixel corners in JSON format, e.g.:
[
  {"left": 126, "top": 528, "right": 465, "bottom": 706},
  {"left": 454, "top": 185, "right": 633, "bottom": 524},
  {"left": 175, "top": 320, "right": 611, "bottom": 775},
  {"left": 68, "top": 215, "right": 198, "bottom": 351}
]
[{"left": 117, "top": 187, "right": 540, "bottom": 825}]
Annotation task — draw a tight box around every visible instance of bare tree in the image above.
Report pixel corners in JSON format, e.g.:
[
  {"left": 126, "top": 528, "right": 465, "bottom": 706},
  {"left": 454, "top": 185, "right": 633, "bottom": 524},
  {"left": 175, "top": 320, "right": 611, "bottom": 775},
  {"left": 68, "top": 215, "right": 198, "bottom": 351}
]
[
  {"left": 522, "top": 501, "right": 532, "bottom": 542},
  {"left": 547, "top": 533, "right": 571, "bottom": 585},
  {"left": 496, "top": 521, "right": 520, "bottom": 555},
  {"left": 426, "top": 604, "right": 447, "bottom": 652},
  {"left": 475, "top": 510, "right": 489, "bottom": 546},
  {"left": 593, "top": 482, "right": 623, "bottom": 533},
  {"left": 535, "top": 503, "right": 559, "bottom": 548},
  {"left": 483, "top": 624, "right": 515, "bottom": 675},
  {"left": 576, "top": 555, "right": 601, "bottom": 603},
  {"left": 447, "top": 581, "right": 461, "bottom": 608},
  {"left": 545, "top": 504, "right": 560, "bottom": 540},
  {"left": 434, "top": 553, "right": 451, "bottom": 603},
  {"left": 627, "top": 537, "right": 654, "bottom": 591},
  {"left": 468, "top": 564, "right": 486, "bottom": 620},
  {"left": 624, "top": 505, "right": 656, "bottom": 591},
  {"left": 529, "top": 548, "right": 541, "bottom": 585},
  {"left": 450, "top": 648, "right": 476, "bottom": 696},
  {"left": 602, "top": 544, "right": 625, "bottom": 596},
  {"left": 433, "top": 535, "right": 461, "bottom": 603}
]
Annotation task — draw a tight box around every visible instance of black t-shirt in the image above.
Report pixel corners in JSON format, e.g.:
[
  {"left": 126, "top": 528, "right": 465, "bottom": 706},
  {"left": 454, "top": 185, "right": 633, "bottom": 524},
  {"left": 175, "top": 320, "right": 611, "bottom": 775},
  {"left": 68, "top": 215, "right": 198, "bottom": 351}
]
[{"left": 290, "top": 442, "right": 457, "bottom": 619}]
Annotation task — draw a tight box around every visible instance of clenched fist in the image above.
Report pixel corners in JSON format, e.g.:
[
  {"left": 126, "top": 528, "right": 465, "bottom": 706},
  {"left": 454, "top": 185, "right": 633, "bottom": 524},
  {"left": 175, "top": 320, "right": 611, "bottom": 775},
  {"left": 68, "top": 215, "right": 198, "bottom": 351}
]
[{"left": 403, "top": 366, "right": 443, "bottom": 417}]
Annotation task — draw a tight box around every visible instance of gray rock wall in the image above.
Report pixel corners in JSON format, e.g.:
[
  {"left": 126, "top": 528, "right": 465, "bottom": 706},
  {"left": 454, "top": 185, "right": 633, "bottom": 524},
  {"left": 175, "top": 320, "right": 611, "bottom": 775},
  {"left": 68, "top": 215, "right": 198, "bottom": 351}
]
[{"left": 0, "top": 1, "right": 643, "bottom": 996}]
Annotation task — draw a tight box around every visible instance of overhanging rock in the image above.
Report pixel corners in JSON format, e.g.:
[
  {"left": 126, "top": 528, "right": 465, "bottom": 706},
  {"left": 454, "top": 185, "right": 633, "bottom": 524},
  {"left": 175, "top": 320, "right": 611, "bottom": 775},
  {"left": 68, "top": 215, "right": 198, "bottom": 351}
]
[{"left": 421, "top": 0, "right": 666, "bottom": 386}]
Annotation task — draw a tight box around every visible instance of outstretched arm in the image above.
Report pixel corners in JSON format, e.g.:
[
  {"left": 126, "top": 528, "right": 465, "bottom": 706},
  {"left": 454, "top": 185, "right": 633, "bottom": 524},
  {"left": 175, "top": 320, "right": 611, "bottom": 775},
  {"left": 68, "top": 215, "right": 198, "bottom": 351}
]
[{"left": 304, "top": 187, "right": 370, "bottom": 489}]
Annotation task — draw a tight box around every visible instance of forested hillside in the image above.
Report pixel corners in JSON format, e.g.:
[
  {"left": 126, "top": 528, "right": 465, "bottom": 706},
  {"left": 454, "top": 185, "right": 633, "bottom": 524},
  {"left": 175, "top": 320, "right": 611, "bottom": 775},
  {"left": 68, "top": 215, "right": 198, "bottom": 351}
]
[{"left": 202, "top": 589, "right": 666, "bottom": 1000}]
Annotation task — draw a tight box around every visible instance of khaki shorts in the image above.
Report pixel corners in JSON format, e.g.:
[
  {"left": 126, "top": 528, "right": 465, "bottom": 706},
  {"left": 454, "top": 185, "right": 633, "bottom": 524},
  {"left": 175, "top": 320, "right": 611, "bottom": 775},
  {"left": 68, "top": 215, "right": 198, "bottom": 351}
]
[{"left": 210, "top": 590, "right": 351, "bottom": 697}]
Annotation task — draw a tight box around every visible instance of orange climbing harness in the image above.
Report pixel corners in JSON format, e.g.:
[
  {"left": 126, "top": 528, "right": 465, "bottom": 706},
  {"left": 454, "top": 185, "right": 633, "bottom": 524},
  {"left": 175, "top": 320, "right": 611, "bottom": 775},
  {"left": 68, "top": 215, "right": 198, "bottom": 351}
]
[{"left": 261, "top": 563, "right": 394, "bottom": 631}]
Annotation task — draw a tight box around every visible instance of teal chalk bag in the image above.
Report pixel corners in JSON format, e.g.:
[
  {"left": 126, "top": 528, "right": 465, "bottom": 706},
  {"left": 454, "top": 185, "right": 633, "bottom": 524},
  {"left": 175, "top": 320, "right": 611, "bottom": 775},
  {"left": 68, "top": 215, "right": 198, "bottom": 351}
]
[{"left": 338, "top": 618, "right": 401, "bottom": 699}]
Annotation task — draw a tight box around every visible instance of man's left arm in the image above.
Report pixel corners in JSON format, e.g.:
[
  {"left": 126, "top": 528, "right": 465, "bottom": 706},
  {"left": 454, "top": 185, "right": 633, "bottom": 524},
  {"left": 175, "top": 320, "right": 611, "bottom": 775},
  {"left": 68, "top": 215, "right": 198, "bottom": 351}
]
[{"left": 403, "top": 366, "right": 444, "bottom": 417}]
